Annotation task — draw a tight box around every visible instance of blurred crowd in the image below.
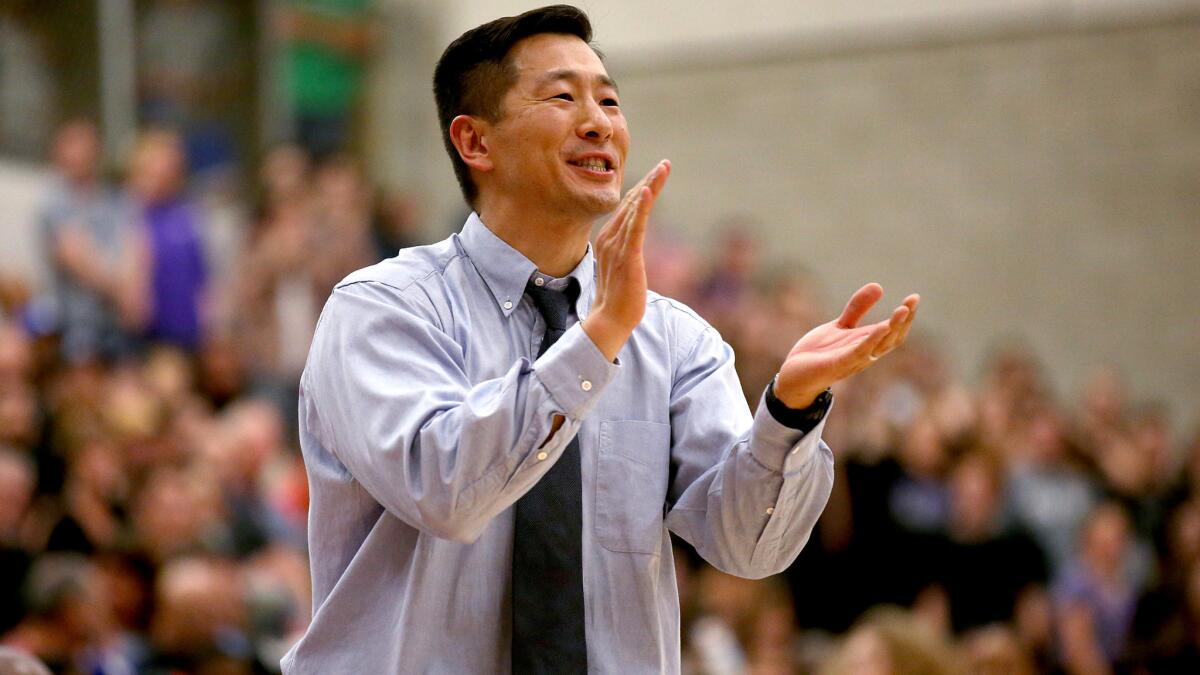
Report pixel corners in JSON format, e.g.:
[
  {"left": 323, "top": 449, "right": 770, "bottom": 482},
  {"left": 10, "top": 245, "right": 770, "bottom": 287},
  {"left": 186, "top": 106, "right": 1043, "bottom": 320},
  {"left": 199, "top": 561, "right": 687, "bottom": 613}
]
[
  {"left": 2, "top": 116, "right": 1197, "bottom": 675},
  {"left": 0, "top": 117, "right": 418, "bottom": 674},
  {"left": 650, "top": 225, "right": 1200, "bottom": 674}
]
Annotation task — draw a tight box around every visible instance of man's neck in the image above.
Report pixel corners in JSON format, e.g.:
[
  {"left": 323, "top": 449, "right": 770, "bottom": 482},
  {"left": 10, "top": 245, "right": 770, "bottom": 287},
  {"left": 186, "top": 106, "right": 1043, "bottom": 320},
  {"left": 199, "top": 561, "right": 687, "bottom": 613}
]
[{"left": 477, "top": 201, "right": 592, "bottom": 278}]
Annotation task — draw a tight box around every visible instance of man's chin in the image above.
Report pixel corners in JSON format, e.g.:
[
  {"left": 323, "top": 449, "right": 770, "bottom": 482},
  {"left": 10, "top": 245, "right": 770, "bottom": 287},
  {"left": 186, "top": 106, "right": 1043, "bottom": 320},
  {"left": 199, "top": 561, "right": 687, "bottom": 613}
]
[{"left": 577, "top": 188, "right": 621, "bottom": 217}]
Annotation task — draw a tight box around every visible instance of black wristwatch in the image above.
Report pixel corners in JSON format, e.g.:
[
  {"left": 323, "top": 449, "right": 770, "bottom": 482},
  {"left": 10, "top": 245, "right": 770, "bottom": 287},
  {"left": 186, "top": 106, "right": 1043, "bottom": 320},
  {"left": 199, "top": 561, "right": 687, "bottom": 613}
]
[{"left": 764, "top": 377, "right": 832, "bottom": 434}]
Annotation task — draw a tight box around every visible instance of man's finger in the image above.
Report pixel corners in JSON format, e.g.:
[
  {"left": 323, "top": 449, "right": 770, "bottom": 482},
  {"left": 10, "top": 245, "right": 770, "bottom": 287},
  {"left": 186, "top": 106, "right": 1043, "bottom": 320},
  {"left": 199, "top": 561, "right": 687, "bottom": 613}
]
[
  {"left": 894, "top": 294, "right": 920, "bottom": 346},
  {"left": 869, "top": 304, "right": 911, "bottom": 358},
  {"left": 646, "top": 160, "right": 670, "bottom": 198},
  {"left": 598, "top": 162, "right": 661, "bottom": 244},
  {"left": 823, "top": 321, "right": 889, "bottom": 376},
  {"left": 619, "top": 186, "right": 652, "bottom": 252},
  {"left": 599, "top": 177, "right": 646, "bottom": 244},
  {"left": 623, "top": 160, "right": 666, "bottom": 212},
  {"left": 626, "top": 161, "right": 663, "bottom": 203},
  {"left": 621, "top": 163, "right": 670, "bottom": 251},
  {"left": 836, "top": 283, "right": 884, "bottom": 328}
]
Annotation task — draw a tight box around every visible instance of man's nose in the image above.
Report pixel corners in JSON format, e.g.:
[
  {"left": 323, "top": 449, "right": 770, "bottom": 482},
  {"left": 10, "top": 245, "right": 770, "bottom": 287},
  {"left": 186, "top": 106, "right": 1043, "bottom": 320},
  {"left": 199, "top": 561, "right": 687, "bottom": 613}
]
[{"left": 577, "top": 99, "right": 613, "bottom": 142}]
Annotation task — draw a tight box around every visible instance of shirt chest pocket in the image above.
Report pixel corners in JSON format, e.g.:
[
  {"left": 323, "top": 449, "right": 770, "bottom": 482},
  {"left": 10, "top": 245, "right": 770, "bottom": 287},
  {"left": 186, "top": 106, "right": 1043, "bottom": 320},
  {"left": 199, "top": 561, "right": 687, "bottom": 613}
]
[{"left": 594, "top": 420, "right": 671, "bottom": 555}]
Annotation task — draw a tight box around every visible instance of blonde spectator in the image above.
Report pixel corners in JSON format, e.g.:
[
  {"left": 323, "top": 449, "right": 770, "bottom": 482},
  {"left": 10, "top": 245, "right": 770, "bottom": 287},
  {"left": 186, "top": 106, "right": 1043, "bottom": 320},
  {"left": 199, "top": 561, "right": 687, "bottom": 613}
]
[
  {"left": 819, "top": 607, "right": 962, "bottom": 675},
  {"left": 961, "top": 625, "right": 1036, "bottom": 675}
]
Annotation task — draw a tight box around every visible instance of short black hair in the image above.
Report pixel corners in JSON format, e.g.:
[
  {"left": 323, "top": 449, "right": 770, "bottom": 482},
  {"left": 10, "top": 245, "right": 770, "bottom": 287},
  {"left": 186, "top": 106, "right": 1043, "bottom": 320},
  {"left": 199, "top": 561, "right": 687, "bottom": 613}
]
[{"left": 433, "top": 5, "right": 594, "bottom": 207}]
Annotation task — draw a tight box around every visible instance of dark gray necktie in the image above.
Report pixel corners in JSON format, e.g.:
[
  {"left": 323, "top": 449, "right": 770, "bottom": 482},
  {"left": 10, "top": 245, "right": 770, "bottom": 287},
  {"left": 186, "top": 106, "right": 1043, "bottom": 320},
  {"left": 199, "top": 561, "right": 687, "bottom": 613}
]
[{"left": 512, "top": 278, "right": 587, "bottom": 673}]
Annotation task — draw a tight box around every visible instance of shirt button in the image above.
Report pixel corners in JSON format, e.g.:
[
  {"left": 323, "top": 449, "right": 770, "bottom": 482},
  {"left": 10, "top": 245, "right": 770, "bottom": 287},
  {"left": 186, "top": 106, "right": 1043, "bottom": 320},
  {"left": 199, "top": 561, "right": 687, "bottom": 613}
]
[
  {"left": 503, "top": 301, "right": 513, "bottom": 310},
  {"left": 534, "top": 277, "right": 545, "bottom": 286},
  {"left": 536, "top": 451, "right": 548, "bottom": 461},
  {"left": 766, "top": 507, "right": 775, "bottom": 515},
  {"left": 580, "top": 380, "right": 592, "bottom": 392}
]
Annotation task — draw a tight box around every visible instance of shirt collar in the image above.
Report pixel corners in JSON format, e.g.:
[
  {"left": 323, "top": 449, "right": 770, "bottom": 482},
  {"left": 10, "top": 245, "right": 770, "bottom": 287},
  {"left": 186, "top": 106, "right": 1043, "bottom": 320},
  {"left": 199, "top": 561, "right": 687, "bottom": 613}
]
[{"left": 457, "top": 212, "right": 596, "bottom": 319}]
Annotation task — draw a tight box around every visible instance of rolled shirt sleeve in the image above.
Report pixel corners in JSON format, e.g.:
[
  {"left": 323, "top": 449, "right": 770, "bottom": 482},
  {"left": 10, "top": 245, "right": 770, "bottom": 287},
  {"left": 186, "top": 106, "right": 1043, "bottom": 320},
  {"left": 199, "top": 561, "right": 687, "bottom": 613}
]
[
  {"left": 302, "top": 280, "right": 618, "bottom": 544},
  {"left": 663, "top": 323, "right": 835, "bottom": 579}
]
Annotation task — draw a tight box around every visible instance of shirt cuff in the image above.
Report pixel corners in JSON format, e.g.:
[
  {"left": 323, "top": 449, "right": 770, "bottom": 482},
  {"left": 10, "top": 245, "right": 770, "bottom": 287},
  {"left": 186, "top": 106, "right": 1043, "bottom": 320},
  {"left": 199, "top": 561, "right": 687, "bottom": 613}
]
[
  {"left": 765, "top": 380, "right": 832, "bottom": 434},
  {"left": 532, "top": 323, "right": 620, "bottom": 419},
  {"left": 749, "top": 391, "right": 834, "bottom": 473}
]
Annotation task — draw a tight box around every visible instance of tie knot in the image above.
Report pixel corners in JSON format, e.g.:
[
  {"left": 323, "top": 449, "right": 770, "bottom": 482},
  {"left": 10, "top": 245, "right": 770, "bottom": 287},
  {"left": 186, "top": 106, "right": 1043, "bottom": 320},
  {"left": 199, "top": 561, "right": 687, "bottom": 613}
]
[{"left": 525, "top": 279, "right": 577, "bottom": 330}]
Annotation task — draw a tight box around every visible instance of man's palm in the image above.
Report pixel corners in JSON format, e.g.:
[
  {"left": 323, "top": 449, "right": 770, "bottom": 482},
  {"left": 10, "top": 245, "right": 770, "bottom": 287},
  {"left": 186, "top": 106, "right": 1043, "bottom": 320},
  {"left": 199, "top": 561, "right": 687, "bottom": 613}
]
[{"left": 775, "top": 283, "right": 920, "bottom": 408}]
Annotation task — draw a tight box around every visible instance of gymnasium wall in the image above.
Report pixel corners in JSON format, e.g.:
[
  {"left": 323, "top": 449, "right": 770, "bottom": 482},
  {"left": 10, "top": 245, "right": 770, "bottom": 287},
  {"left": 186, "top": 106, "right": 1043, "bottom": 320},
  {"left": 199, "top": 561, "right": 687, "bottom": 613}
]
[{"left": 365, "top": 3, "right": 1200, "bottom": 429}]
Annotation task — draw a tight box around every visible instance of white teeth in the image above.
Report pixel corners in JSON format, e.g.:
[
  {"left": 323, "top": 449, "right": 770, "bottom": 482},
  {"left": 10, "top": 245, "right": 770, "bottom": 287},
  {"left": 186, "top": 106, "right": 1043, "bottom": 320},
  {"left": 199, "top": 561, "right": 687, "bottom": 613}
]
[{"left": 575, "top": 158, "right": 607, "bottom": 171}]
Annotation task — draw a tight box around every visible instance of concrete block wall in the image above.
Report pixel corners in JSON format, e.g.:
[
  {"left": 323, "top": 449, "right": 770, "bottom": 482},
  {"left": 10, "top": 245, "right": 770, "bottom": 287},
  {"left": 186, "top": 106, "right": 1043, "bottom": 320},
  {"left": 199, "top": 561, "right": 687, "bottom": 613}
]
[
  {"left": 367, "top": 10, "right": 1200, "bottom": 431},
  {"left": 611, "top": 20, "right": 1200, "bottom": 428}
]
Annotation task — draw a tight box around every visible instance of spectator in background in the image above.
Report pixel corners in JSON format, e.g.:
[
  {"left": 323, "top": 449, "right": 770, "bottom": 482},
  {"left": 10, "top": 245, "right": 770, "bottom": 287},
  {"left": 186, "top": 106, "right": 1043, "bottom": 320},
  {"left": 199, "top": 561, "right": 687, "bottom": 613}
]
[
  {"left": 204, "top": 400, "right": 305, "bottom": 556},
  {"left": 886, "top": 411, "right": 955, "bottom": 537},
  {"left": 144, "top": 557, "right": 250, "bottom": 673},
  {"left": 819, "top": 607, "right": 961, "bottom": 675},
  {"left": 0, "top": 375, "right": 38, "bottom": 453},
  {"left": 960, "top": 625, "right": 1037, "bottom": 675},
  {"left": 1097, "top": 403, "right": 1175, "bottom": 544},
  {"left": 925, "top": 450, "right": 1048, "bottom": 635},
  {"left": 0, "top": 447, "right": 37, "bottom": 635},
  {"left": 0, "top": 321, "right": 35, "bottom": 385},
  {"left": 234, "top": 150, "right": 375, "bottom": 430},
  {"left": 737, "top": 268, "right": 826, "bottom": 404},
  {"left": 1007, "top": 405, "right": 1100, "bottom": 576},
  {"left": 307, "top": 155, "right": 378, "bottom": 292},
  {"left": 370, "top": 188, "right": 425, "bottom": 260},
  {"left": 1126, "top": 498, "right": 1200, "bottom": 671},
  {"left": 277, "top": 0, "right": 374, "bottom": 159},
  {"left": 643, "top": 228, "right": 701, "bottom": 308},
  {"left": 41, "top": 436, "right": 126, "bottom": 556},
  {"left": 233, "top": 144, "right": 312, "bottom": 362},
  {"left": 1, "top": 553, "right": 134, "bottom": 673},
  {"left": 1054, "top": 501, "right": 1139, "bottom": 674},
  {"left": 0, "top": 647, "right": 52, "bottom": 675},
  {"left": 1077, "top": 367, "right": 1127, "bottom": 453},
  {"left": 137, "top": 0, "right": 240, "bottom": 182},
  {"left": 37, "top": 120, "right": 144, "bottom": 363},
  {"left": 128, "top": 129, "right": 208, "bottom": 353},
  {"left": 686, "top": 567, "right": 799, "bottom": 675},
  {"left": 695, "top": 220, "right": 760, "bottom": 341},
  {"left": 233, "top": 145, "right": 320, "bottom": 424}
]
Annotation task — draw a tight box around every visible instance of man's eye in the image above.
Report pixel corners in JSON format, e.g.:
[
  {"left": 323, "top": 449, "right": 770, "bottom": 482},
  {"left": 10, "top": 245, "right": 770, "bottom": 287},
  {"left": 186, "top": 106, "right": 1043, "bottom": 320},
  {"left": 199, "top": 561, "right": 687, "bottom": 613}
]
[
  {"left": 601, "top": 98, "right": 619, "bottom": 107},
  {"left": 552, "top": 93, "right": 574, "bottom": 101}
]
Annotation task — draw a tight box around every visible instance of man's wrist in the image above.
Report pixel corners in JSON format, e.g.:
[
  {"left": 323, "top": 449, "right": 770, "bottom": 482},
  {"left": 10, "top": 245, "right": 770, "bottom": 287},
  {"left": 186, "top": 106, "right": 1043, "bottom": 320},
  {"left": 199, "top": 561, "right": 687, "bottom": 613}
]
[
  {"left": 580, "top": 311, "right": 633, "bottom": 362},
  {"left": 765, "top": 377, "right": 832, "bottom": 433}
]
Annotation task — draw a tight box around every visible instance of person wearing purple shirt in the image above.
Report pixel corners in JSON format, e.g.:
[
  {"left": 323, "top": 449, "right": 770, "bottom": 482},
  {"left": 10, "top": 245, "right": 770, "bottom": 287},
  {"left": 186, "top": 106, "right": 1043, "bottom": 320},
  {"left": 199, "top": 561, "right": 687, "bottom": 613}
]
[
  {"left": 129, "top": 129, "right": 208, "bottom": 351},
  {"left": 1054, "top": 502, "right": 1139, "bottom": 671}
]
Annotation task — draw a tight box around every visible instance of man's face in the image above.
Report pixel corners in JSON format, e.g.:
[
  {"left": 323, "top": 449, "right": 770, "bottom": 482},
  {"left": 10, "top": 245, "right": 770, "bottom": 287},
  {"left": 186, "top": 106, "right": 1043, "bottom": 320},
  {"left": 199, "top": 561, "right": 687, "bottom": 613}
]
[
  {"left": 483, "top": 33, "right": 629, "bottom": 218},
  {"left": 53, "top": 122, "right": 100, "bottom": 184}
]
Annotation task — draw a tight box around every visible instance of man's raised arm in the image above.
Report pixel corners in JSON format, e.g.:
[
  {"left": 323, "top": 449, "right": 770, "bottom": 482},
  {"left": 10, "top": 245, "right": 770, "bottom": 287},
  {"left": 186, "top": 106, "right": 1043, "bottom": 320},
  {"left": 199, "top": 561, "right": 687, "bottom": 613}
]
[{"left": 301, "top": 281, "right": 616, "bottom": 544}]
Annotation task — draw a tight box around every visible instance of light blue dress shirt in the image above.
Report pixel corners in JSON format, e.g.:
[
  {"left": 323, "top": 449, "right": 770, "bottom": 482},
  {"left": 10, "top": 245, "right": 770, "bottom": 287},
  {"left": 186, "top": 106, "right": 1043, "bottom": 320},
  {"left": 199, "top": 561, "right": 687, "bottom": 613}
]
[{"left": 282, "top": 213, "right": 835, "bottom": 674}]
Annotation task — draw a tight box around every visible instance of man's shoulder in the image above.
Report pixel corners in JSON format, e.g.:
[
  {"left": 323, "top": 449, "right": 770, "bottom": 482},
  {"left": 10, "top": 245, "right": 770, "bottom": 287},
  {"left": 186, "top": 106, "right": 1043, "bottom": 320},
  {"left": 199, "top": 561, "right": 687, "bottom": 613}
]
[
  {"left": 309, "top": 237, "right": 463, "bottom": 360},
  {"left": 643, "top": 291, "right": 720, "bottom": 359},
  {"left": 333, "top": 235, "right": 462, "bottom": 298},
  {"left": 645, "top": 291, "right": 712, "bottom": 332}
]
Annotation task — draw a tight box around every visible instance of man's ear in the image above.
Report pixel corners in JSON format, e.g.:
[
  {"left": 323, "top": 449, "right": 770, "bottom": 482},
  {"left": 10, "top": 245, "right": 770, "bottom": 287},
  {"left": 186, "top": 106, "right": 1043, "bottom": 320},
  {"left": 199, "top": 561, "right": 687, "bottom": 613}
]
[{"left": 449, "top": 115, "right": 494, "bottom": 173}]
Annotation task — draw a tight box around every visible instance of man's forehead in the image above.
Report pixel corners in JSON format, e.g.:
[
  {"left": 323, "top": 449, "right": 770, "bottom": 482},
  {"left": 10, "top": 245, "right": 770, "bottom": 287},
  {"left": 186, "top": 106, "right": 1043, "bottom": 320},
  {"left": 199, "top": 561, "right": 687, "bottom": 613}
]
[
  {"left": 534, "top": 68, "right": 618, "bottom": 90},
  {"left": 509, "top": 33, "right": 613, "bottom": 86}
]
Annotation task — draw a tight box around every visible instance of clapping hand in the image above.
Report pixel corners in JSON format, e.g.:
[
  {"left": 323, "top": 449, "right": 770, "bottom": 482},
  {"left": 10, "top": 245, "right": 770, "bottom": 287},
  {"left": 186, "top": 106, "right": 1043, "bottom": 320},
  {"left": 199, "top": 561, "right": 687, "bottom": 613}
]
[
  {"left": 774, "top": 283, "right": 920, "bottom": 408},
  {"left": 583, "top": 159, "right": 671, "bottom": 361}
]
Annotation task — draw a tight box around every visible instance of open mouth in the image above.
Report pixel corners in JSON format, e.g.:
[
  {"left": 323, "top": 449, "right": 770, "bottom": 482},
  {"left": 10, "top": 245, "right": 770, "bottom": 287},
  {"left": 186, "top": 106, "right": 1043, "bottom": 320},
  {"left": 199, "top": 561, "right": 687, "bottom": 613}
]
[{"left": 568, "top": 157, "right": 613, "bottom": 174}]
